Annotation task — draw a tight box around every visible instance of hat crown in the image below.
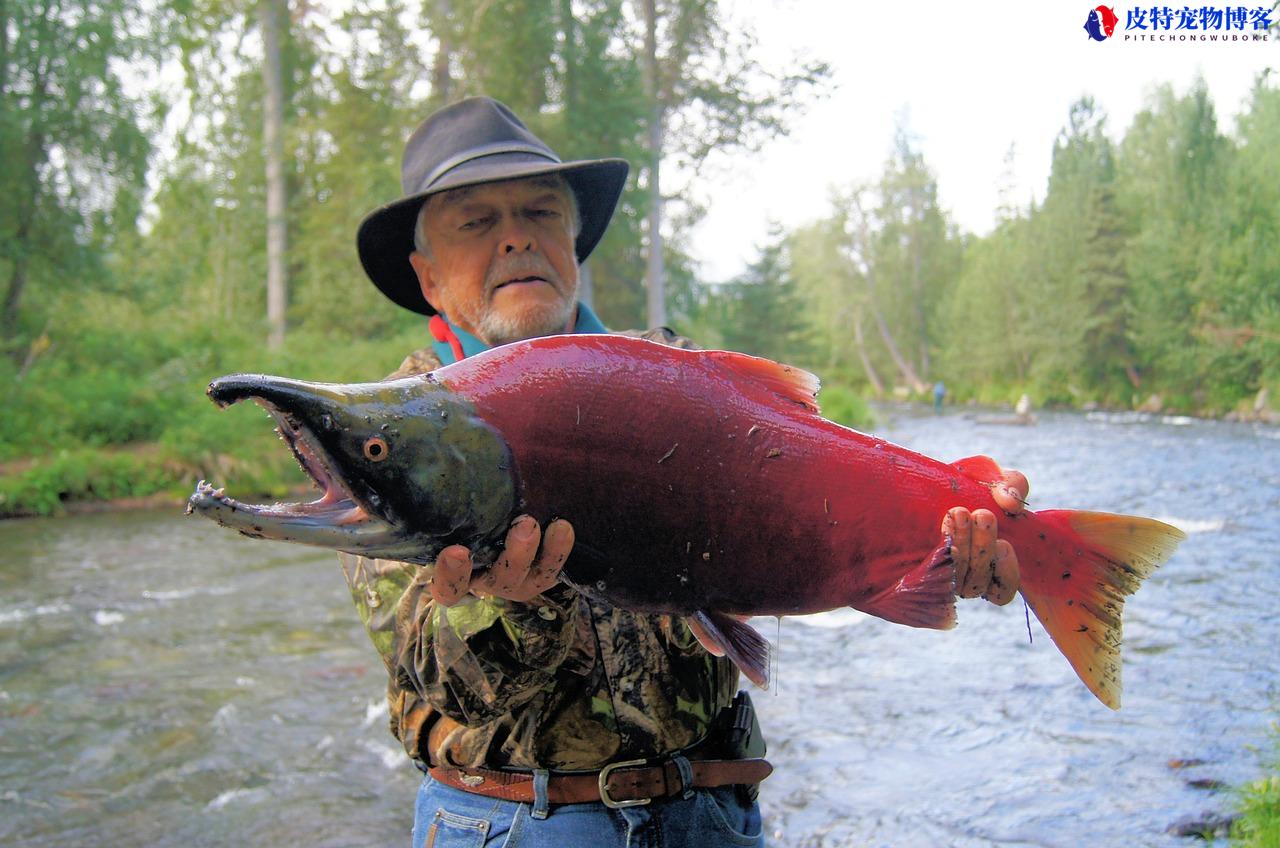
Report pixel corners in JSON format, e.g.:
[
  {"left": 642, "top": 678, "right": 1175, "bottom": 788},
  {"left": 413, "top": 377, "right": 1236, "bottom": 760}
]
[{"left": 401, "top": 97, "right": 561, "bottom": 196}]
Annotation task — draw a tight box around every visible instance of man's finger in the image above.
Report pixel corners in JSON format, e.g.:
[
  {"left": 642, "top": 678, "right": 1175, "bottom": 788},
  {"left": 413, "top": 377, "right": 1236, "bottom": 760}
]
[
  {"left": 507, "top": 519, "right": 574, "bottom": 601},
  {"left": 947, "top": 508, "right": 974, "bottom": 596},
  {"left": 960, "top": 509, "right": 997, "bottom": 598},
  {"left": 475, "top": 515, "right": 540, "bottom": 596},
  {"left": 984, "top": 540, "right": 1020, "bottom": 605},
  {"left": 431, "top": 546, "right": 473, "bottom": 606},
  {"left": 993, "top": 469, "right": 1029, "bottom": 515}
]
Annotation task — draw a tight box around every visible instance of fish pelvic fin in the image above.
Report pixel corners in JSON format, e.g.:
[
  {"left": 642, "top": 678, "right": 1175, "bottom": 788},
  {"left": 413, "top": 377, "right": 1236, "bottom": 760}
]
[
  {"left": 856, "top": 540, "right": 958, "bottom": 631},
  {"left": 1021, "top": 510, "right": 1186, "bottom": 710},
  {"left": 706, "top": 350, "right": 821, "bottom": 413},
  {"left": 691, "top": 610, "right": 771, "bottom": 689}
]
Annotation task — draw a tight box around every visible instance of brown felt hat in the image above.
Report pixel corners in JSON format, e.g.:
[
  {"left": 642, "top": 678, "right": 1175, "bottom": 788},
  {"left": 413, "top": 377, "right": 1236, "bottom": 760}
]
[{"left": 357, "top": 96, "right": 630, "bottom": 315}]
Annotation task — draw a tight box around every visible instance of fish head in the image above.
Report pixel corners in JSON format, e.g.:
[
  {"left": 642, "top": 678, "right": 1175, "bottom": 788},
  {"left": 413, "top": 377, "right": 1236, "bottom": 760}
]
[{"left": 188, "top": 373, "right": 517, "bottom": 564}]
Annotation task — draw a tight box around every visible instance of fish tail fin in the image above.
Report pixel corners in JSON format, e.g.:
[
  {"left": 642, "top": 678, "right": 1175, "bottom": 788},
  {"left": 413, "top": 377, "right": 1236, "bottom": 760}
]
[
  {"left": 1020, "top": 510, "right": 1185, "bottom": 709},
  {"left": 855, "top": 540, "right": 958, "bottom": 631},
  {"left": 691, "top": 610, "right": 771, "bottom": 689}
]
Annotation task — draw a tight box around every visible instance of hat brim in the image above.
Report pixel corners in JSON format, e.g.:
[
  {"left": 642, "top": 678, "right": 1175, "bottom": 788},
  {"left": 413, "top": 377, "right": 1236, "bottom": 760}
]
[{"left": 357, "top": 155, "right": 629, "bottom": 316}]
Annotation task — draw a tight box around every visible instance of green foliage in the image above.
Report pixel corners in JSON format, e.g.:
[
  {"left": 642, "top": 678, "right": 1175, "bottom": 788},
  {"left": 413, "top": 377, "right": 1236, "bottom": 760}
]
[
  {"left": 0, "top": 449, "right": 181, "bottom": 517},
  {"left": 816, "top": 383, "right": 874, "bottom": 432},
  {"left": 1229, "top": 724, "right": 1280, "bottom": 847},
  {"left": 699, "top": 233, "right": 811, "bottom": 363},
  {"left": 0, "top": 0, "right": 164, "bottom": 352}
]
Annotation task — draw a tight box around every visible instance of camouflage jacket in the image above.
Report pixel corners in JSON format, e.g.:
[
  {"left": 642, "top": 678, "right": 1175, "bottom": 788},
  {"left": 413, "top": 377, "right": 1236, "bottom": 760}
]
[{"left": 339, "top": 328, "right": 741, "bottom": 771}]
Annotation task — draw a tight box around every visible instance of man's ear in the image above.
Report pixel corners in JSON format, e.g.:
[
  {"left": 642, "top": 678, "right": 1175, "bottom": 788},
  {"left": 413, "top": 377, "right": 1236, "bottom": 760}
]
[{"left": 409, "top": 251, "right": 444, "bottom": 314}]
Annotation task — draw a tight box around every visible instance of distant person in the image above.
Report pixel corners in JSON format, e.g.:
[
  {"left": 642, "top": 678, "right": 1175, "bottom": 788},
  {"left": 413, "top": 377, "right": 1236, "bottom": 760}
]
[
  {"left": 933, "top": 380, "right": 947, "bottom": 412},
  {"left": 1015, "top": 393, "right": 1035, "bottom": 424},
  {"left": 343, "top": 95, "right": 1031, "bottom": 847}
]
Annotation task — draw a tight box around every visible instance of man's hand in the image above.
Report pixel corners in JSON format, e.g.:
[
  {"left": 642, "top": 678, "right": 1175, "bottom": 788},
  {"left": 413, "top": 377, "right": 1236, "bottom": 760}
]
[
  {"left": 429, "top": 515, "right": 574, "bottom": 606},
  {"left": 942, "top": 469, "right": 1029, "bottom": 606}
]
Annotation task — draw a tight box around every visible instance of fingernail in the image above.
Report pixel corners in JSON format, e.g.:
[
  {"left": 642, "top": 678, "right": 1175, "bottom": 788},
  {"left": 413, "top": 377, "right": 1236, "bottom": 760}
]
[{"left": 513, "top": 518, "right": 536, "bottom": 542}]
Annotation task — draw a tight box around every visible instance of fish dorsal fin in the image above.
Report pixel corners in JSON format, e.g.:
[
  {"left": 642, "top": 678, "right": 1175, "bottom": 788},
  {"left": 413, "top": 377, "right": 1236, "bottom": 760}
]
[
  {"left": 950, "top": 454, "right": 1004, "bottom": 484},
  {"left": 707, "top": 350, "right": 821, "bottom": 413}
]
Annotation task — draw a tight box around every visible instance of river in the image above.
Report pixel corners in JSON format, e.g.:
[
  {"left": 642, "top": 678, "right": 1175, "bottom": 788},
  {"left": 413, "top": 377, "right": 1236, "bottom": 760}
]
[{"left": 1, "top": 407, "right": 1276, "bottom": 846}]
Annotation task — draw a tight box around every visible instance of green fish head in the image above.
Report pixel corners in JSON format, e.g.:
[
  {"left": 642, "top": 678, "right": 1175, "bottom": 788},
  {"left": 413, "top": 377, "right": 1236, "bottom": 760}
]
[{"left": 187, "top": 373, "right": 516, "bottom": 564}]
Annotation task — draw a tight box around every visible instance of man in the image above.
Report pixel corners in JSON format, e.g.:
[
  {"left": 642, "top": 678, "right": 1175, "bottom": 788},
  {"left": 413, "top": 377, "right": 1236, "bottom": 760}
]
[{"left": 347, "top": 96, "right": 1028, "bottom": 847}]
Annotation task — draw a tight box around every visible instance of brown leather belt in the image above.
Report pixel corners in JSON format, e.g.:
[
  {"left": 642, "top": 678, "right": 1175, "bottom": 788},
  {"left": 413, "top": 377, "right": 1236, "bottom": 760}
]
[{"left": 429, "top": 757, "right": 773, "bottom": 809}]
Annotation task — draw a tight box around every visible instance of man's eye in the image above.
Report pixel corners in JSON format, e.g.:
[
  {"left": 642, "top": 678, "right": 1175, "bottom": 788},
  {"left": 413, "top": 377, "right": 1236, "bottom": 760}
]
[
  {"left": 460, "top": 217, "right": 489, "bottom": 230},
  {"left": 529, "top": 209, "right": 559, "bottom": 219}
]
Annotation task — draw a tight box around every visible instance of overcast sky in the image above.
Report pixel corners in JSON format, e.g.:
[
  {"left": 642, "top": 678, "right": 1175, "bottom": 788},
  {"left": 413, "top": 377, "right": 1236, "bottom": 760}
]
[{"left": 684, "top": 0, "right": 1276, "bottom": 281}]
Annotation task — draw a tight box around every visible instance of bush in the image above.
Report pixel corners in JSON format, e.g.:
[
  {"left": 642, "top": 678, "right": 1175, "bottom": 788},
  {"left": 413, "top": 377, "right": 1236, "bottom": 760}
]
[{"left": 818, "top": 382, "right": 875, "bottom": 431}]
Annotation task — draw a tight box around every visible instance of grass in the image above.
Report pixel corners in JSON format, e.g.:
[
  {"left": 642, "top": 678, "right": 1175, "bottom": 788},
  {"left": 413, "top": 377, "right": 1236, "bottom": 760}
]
[{"left": 1229, "top": 726, "right": 1280, "bottom": 847}]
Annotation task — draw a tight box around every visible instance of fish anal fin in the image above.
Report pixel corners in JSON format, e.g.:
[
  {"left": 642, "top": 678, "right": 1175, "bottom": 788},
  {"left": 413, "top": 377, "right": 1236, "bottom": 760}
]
[
  {"left": 950, "top": 455, "right": 1005, "bottom": 485},
  {"left": 856, "top": 541, "right": 958, "bottom": 630},
  {"left": 1020, "top": 510, "right": 1185, "bottom": 709},
  {"left": 691, "top": 610, "right": 771, "bottom": 689},
  {"left": 707, "top": 350, "right": 821, "bottom": 413}
]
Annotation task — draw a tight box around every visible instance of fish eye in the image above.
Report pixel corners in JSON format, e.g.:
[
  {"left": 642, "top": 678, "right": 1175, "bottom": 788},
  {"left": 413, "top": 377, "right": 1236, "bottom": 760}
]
[{"left": 363, "top": 436, "right": 389, "bottom": 462}]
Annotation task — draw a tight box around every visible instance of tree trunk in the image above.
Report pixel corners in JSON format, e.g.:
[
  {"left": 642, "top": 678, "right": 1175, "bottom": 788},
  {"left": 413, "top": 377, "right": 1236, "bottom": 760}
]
[
  {"left": 578, "top": 261, "right": 593, "bottom": 309},
  {"left": 641, "top": 0, "right": 665, "bottom": 329},
  {"left": 431, "top": 0, "right": 453, "bottom": 104},
  {"left": 864, "top": 267, "right": 927, "bottom": 394},
  {"left": 853, "top": 311, "right": 885, "bottom": 396},
  {"left": 2, "top": 253, "right": 29, "bottom": 348},
  {"left": 262, "top": 0, "right": 288, "bottom": 350}
]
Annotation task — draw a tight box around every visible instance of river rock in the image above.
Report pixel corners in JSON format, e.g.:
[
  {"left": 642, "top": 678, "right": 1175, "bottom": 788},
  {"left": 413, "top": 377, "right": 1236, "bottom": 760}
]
[{"left": 1166, "top": 811, "right": 1238, "bottom": 839}]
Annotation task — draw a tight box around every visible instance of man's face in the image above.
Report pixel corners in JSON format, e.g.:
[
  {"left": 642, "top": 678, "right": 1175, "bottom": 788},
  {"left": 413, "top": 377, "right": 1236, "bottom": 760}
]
[{"left": 409, "top": 176, "right": 580, "bottom": 346}]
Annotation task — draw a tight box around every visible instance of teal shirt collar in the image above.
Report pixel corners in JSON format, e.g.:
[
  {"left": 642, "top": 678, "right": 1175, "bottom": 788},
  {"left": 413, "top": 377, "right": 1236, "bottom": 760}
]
[{"left": 430, "top": 301, "right": 609, "bottom": 365}]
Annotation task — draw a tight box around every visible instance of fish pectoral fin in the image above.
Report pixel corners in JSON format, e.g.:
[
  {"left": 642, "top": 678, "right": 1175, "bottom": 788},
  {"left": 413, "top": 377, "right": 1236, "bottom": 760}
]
[
  {"left": 691, "top": 610, "right": 771, "bottom": 689},
  {"left": 706, "top": 350, "right": 821, "bottom": 413},
  {"left": 855, "top": 541, "right": 958, "bottom": 631},
  {"left": 949, "top": 454, "right": 1005, "bottom": 485}
]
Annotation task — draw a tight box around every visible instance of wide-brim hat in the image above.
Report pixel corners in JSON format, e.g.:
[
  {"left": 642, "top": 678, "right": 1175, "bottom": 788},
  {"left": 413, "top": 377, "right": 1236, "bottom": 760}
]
[{"left": 357, "top": 96, "right": 630, "bottom": 315}]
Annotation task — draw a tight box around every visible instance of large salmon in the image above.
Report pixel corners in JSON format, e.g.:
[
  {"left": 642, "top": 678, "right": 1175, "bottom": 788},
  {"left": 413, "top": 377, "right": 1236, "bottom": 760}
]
[{"left": 188, "top": 334, "right": 1184, "bottom": 708}]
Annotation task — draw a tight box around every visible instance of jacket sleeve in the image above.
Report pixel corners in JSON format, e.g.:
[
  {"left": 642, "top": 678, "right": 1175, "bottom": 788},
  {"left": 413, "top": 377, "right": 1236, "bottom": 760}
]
[{"left": 338, "top": 345, "right": 586, "bottom": 741}]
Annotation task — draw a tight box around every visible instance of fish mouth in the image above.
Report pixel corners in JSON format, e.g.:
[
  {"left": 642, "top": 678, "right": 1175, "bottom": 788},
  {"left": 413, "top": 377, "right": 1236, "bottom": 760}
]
[{"left": 187, "top": 395, "right": 397, "bottom": 550}]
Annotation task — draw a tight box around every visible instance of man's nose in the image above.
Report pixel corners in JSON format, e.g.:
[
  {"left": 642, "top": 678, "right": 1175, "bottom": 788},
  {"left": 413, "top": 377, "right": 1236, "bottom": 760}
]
[{"left": 499, "top": 219, "right": 536, "bottom": 254}]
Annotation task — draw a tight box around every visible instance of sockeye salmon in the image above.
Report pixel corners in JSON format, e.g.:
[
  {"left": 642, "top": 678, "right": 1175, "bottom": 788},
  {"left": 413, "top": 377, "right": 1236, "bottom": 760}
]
[{"left": 187, "top": 334, "right": 1185, "bottom": 708}]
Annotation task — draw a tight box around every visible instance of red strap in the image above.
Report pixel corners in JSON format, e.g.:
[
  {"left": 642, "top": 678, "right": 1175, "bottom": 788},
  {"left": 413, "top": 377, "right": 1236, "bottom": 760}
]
[{"left": 429, "top": 314, "right": 466, "bottom": 363}]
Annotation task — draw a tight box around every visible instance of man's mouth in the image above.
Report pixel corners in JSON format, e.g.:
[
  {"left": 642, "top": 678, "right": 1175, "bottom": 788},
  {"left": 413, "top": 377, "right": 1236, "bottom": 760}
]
[{"left": 494, "top": 275, "right": 550, "bottom": 291}]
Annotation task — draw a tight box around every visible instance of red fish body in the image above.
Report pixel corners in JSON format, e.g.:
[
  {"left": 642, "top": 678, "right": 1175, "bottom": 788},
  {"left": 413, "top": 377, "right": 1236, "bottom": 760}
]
[
  {"left": 191, "top": 334, "right": 1183, "bottom": 707},
  {"left": 434, "top": 335, "right": 1183, "bottom": 707}
]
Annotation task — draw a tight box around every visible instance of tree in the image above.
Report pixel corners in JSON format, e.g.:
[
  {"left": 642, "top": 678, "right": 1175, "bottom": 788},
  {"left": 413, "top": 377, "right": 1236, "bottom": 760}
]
[
  {"left": 0, "top": 0, "right": 157, "bottom": 353},
  {"left": 629, "top": 0, "right": 829, "bottom": 328},
  {"left": 261, "top": 0, "right": 288, "bottom": 348},
  {"left": 711, "top": 230, "right": 808, "bottom": 362}
]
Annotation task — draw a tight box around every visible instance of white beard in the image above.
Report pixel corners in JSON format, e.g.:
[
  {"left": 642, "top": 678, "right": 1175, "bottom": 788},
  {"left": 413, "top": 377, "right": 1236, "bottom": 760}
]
[{"left": 477, "top": 295, "right": 577, "bottom": 346}]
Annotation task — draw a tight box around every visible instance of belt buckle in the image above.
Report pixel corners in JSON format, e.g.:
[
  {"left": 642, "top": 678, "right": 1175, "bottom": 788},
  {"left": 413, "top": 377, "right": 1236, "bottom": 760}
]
[{"left": 598, "top": 758, "right": 651, "bottom": 809}]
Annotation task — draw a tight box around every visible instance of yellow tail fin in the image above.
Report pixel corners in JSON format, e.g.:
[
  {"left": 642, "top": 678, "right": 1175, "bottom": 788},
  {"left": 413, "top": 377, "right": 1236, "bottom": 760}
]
[{"left": 1020, "top": 510, "right": 1186, "bottom": 709}]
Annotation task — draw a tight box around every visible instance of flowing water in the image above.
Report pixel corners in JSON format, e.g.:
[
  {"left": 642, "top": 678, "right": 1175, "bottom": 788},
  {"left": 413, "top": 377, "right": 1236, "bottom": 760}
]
[{"left": 1, "top": 408, "right": 1276, "bottom": 847}]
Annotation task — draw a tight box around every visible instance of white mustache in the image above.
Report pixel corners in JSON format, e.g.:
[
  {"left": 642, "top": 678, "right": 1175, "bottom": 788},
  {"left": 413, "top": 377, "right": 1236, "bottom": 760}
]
[{"left": 485, "top": 254, "right": 559, "bottom": 297}]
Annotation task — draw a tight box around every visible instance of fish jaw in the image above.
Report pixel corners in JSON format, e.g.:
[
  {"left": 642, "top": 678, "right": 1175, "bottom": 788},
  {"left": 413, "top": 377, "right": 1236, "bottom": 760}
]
[
  {"left": 186, "top": 479, "right": 432, "bottom": 562},
  {"left": 187, "top": 372, "right": 518, "bottom": 564}
]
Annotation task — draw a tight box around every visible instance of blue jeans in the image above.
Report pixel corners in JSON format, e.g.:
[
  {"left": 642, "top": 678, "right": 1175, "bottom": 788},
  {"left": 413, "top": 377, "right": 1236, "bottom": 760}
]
[{"left": 412, "top": 773, "right": 765, "bottom": 847}]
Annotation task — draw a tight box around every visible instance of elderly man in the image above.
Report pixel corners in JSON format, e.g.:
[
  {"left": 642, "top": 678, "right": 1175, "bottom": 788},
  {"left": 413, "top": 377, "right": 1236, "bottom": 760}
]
[{"left": 347, "top": 96, "right": 1027, "bottom": 848}]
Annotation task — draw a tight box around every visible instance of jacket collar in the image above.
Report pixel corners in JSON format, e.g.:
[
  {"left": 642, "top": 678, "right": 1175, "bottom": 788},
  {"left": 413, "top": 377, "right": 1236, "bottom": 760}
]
[{"left": 429, "top": 301, "right": 609, "bottom": 365}]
